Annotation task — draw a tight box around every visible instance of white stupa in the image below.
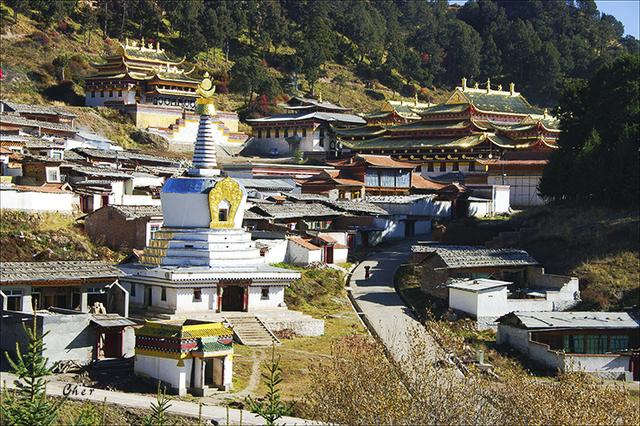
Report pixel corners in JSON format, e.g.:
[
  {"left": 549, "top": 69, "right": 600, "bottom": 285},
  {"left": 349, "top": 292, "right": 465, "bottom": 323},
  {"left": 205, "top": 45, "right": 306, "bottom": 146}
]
[{"left": 120, "top": 73, "right": 300, "bottom": 315}]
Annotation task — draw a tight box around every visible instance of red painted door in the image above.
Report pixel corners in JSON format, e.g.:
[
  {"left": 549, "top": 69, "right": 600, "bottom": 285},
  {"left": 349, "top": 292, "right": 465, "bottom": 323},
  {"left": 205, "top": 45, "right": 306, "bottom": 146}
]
[{"left": 325, "top": 246, "right": 334, "bottom": 264}]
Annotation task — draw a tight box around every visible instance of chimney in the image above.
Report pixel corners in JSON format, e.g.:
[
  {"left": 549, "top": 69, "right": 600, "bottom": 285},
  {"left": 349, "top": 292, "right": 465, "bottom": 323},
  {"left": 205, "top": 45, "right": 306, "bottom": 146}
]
[
  {"left": 461, "top": 77, "right": 467, "bottom": 91},
  {"left": 510, "top": 82, "right": 515, "bottom": 95},
  {"left": 486, "top": 78, "right": 491, "bottom": 93}
]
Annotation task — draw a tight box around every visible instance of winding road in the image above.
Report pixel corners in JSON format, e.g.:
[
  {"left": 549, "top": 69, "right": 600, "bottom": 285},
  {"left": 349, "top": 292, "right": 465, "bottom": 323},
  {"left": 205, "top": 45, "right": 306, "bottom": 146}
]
[{"left": 349, "top": 239, "right": 445, "bottom": 373}]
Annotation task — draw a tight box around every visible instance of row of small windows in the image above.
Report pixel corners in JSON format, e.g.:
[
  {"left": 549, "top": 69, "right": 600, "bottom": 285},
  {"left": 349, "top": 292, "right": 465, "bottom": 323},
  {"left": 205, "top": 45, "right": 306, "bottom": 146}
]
[
  {"left": 91, "top": 90, "right": 123, "bottom": 98},
  {"left": 425, "top": 162, "right": 475, "bottom": 172},
  {"left": 257, "top": 127, "right": 308, "bottom": 139},
  {"left": 152, "top": 97, "right": 196, "bottom": 108}
]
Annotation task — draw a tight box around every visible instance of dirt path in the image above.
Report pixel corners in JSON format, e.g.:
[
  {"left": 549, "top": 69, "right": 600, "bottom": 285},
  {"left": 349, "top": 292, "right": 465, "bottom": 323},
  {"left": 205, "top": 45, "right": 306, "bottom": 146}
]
[{"left": 234, "top": 349, "right": 266, "bottom": 399}]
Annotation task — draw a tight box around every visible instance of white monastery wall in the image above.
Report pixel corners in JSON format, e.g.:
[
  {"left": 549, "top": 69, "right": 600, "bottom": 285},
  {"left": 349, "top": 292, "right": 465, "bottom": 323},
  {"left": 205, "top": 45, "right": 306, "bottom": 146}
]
[
  {"left": 0, "top": 190, "right": 77, "bottom": 213},
  {"left": 488, "top": 175, "right": 543, "bottom": 206},
  {"left": 247, "top": 285, "right": 285, "bottom": 310},
  {"left": 135, "top": 355, "right": 193, "bottom": 396}
]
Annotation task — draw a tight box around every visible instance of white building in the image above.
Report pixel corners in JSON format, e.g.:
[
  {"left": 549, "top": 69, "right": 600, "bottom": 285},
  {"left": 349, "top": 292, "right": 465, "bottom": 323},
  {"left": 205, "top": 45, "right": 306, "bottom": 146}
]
[
  {"left": 447, "top": 271, "right": 580, "bottom": 328},
  {"left": 119, "top": 82, "right": 300, "bottom": 317}
]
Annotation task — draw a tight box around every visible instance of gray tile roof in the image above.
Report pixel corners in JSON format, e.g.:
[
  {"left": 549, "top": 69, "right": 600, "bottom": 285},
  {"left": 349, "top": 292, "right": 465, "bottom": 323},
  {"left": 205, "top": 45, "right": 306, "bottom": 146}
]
[
  {"left": 412, "top": 244, "right": 538, "bottom": 269},
  {"left": 235, "top": 178, "right": 294, "bottom": 191},
  {"left": 246, "top": 111, "right": 365, "bottom": 125},
  {"left": 0, "top": 261, "right": 122, "bottom": 284},
  {"left": 65, "top": 165, "right": 133, "bottom": 179},
  {"left": 0, "top": 113, "right": 75, "bottom": 132},
  {"left": 324, "top": 199, "right": 388, "bottom": 215},
  {"left": 73, "top": 148, "right": 179, "bottom": 166},
  {"left": 365, "top": 195, "right": 431, "bottom": 204},
  {"left": 286, "top": 193, "right": 330, "bottom": 202},
  {"left": 1, "top": 100, "right": 77, "bottom": 117},
  {"left": 498, "top": 311, "right": 640, "bottom": 330},
  {"left": 250, "top": 202, "right": 343, "bottom": 220},
  {"left": 110, "top": 204, "right": 163, "bottom": 219}
]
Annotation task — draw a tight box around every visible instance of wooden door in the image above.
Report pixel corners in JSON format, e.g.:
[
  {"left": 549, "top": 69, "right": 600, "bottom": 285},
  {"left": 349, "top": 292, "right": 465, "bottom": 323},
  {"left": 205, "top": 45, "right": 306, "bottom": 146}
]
[{"left": 325, "top": 245, "right": 334, "bottom": 264}]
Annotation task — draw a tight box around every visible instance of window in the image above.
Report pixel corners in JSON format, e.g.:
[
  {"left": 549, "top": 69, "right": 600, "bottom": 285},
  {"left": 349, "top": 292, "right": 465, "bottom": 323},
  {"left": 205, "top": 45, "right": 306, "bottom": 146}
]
[
  {"left": 275, "top": 129, "right": 280, "bottom": 138},
  {"left": 266, "top": 129, "right": 271, "bottom": 138},
  {"left": 610, "top": 335, "right": 629, "bottom": 352},
  {"left": 469, "top": 162, "right": 476, "bottom": 172},
  {"left": 193, "top": 289, "right": 202, "bottom": 301},
  {"left": 161, "top": 287, "right": 166, "bottom": 301},
  {"left": 118, "top": 90, "right": 122, "bottom": 97},
  {"left": 351, "top": 191, "right": 361, "bottom": 199},
  {"left": 130, "top": 284, "right": 136, "bottom": 297},
  {"left": 50, "top": 151, "right": 62, "bottom": 160},
  {"left": 439, "top": 162, "right": 446, "bottom": 172},
  {"left": 109, "top": 90, "right": 113, "bottom": 97},
  {"left": 91, "top": 91, "right": 95, "bottom": 98},
  {"left": 586, "top": 335, "right": 608, "bottom": 354},
  {"left": 45, "top": 167, "right": 60, "bottom": 183},
  {"left": 302, "top": 128, "right": 307, "bottom": 137},
  {"left": 284, "top": 128, "right": 289, "bottom": 137},
  {"left": 258, "top": 130, "right": 262, "bottom": 138},
  {"left": 452, "top": 163, "right": 459, "bottom": 171},
  {"left": 218, "top": 208, "right": 228, "bottom": 222},
  {"left": 261, "top": 287, "right": 269, "bottom": 300},
  {"left": 319, "top": 127, "right": 325, "bottom": 147},
  {"left": 427, "top": 163, "right": 434, "bottom": 172},
  {"left": 100, "top": 91, "right": 104, "bottom": 97}
]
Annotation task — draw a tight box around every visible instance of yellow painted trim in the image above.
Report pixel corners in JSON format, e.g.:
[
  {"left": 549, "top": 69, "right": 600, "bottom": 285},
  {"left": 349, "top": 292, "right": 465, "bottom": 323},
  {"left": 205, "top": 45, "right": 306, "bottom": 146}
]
[{"left": 208, "top": 177, "right": 243, "bottom": 229}]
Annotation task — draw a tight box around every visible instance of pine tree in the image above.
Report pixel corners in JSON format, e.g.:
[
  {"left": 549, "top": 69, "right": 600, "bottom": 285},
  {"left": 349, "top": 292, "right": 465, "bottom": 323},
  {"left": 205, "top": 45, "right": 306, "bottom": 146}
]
[
  {"left": 143, "top": 382, "right": 172, "bottom": 426},
  {"left": 1, "top": 321, "right": 65, "bottom": 426},
  {"left": 245, "top": 347, "right": 292, "bottom": 426}
]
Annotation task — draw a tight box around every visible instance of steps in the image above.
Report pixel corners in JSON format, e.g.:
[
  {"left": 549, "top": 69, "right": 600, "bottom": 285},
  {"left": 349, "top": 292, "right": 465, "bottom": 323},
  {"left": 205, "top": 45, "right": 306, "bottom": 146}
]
[{"left": 224, "top": 315, "right": 280, "bottom": 346}]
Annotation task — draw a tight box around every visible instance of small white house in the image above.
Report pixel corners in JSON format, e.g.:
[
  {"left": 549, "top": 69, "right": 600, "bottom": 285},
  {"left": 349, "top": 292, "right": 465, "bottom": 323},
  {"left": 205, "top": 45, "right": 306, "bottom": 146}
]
[{"left": 447, "top": 271, "right": 580, "bottom": 329}]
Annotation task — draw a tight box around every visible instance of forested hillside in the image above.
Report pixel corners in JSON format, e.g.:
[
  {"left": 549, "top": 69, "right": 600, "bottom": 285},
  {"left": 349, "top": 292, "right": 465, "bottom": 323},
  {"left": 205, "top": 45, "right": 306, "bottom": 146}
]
[{"left": 1, "top": 0, "right": 637, "bottom": 111}]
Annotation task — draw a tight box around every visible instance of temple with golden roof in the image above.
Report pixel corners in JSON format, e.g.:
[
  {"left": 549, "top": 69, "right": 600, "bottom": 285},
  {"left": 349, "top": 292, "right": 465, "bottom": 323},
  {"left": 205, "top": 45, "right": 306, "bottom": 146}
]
[{"left": 84, "top": 39, "right": 247, "bottom": 152}]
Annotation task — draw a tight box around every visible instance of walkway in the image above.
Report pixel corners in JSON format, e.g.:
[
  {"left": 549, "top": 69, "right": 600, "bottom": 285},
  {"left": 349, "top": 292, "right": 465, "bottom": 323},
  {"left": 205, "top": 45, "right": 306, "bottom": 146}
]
[
  {"left": 349, "top": 240, "right": 444, "bottom": 372},
  {"left": 0, "top": 372, "right": 317, "bottom": 425}
]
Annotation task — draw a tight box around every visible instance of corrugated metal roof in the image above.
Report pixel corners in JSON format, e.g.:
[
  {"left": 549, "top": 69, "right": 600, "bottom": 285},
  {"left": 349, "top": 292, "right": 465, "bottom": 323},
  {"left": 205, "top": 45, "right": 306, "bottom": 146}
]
[
  {"left": 499, "top": 311, "right": 640, "bottom": 330},
  {"left": 91, "top": 314, "right": 136, "bottom": 328},
  {"left": 250, "top": 202, "right": 342, "bottom": 219},
  {"left": 0, "top": 261, "right": 123, "bottom": 283}
]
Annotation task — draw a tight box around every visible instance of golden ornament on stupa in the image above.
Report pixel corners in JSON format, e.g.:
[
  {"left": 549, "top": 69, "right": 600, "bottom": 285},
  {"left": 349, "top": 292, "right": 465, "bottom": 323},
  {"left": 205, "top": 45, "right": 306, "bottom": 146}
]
[{"left": 196, "top": 71, "right": 216, "bottom": 115}]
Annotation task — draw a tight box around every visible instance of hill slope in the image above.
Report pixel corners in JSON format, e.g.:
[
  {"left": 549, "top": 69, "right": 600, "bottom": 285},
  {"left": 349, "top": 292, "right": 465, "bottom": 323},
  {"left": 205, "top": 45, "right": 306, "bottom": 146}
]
[{"left": 442, "top": 205, "right": 639, "bottom": 311}]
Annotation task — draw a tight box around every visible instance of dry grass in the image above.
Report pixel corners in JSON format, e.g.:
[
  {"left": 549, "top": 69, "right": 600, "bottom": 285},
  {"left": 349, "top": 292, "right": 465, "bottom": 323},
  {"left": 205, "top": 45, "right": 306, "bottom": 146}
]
[
  {"left": 301, "top": 335, "right": 639, "bottom": 425},
  {"left": 0, "top": 210, "right": 123, "bottom": 262}
]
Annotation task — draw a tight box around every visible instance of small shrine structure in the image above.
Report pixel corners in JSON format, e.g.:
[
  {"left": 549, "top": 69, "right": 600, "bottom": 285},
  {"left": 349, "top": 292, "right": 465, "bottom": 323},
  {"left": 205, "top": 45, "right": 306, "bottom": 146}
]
[{"left": 134, "top": 319, "right": 234, "bottom": 395}]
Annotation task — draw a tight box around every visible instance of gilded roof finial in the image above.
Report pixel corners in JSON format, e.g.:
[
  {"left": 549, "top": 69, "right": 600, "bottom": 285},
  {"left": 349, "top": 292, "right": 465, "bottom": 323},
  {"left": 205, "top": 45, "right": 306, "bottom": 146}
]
[
  {"left": 125, "top": 37, "right": 129, "bottom": 47},
  {"left": 318, "top": 91, "right": 323, "bottom": 103},
  {"left": 486, "top": 78, "right": 491, "bottom": 93},
  {"left": 196, "top": 71, "right": 216, "bottom": 116},
  {"left": 510, "top": 82, "right": 515, "bottom": 95},
  {"left": 141, "top": 37, "right": 145, "bottom": 49},
  {"left": 498, "top": 84, "right": 502, "bottom": 91},
  {"left": 474, "top": 82, "right": 479, "bottom": 89},
  {"left": 156, "top": 41, "right": 160, "bottom": 52},
  {"left": 414, "top": 92, "right": 418, "bottom": 105},
  {"left": 543, "top": 108, "right": 548, "bottom": 118},
  {"left": 461, "top": 77, "right": 467, "bottom": 91}
]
